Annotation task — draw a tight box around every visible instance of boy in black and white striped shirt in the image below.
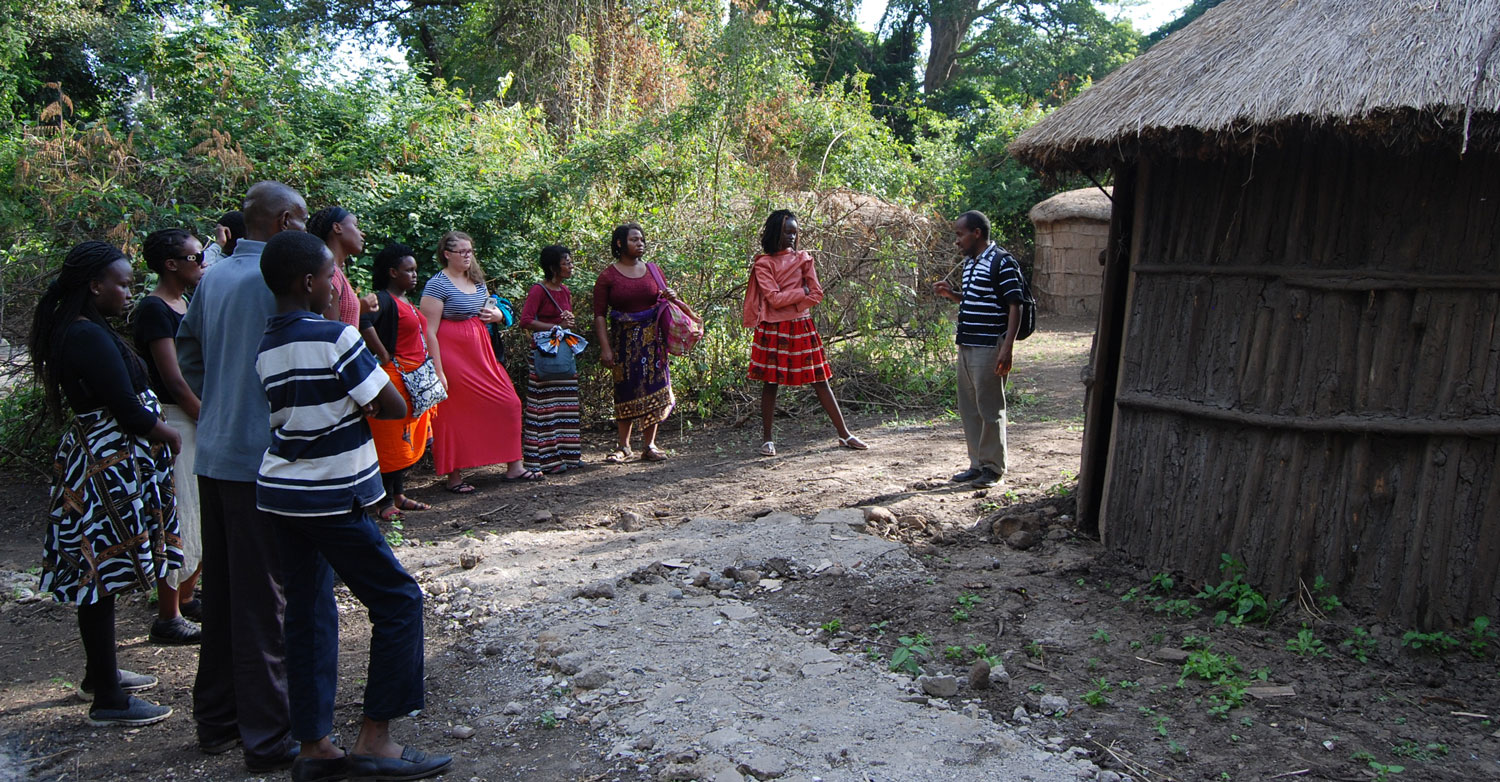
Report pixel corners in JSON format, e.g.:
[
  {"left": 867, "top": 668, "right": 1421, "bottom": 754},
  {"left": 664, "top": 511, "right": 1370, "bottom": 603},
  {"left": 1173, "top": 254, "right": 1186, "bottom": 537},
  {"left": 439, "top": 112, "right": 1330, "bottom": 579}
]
[{"left": 933, "top": 210, "right": 1025, "bottom": 488}]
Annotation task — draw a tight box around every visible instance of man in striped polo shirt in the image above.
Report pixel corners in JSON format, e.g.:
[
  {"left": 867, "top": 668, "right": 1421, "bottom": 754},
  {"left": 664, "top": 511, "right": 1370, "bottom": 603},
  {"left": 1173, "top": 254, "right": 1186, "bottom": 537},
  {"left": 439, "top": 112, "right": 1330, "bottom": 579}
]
[
  {"left": 254, "top": 231, "right": 451, "bottom": 782},
  {"left": 933, "top": 210, "right": 1026, "bottom": 488}
]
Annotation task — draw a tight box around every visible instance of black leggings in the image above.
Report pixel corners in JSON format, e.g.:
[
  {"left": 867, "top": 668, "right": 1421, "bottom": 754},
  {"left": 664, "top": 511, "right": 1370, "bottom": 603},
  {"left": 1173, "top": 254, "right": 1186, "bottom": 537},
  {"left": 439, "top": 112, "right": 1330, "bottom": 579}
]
[
  {"left": 381, "top": 467, "right": 409, "bottom": 506},
  {"left": 78, "top": 596, "right": 127, "bottom": 709}
]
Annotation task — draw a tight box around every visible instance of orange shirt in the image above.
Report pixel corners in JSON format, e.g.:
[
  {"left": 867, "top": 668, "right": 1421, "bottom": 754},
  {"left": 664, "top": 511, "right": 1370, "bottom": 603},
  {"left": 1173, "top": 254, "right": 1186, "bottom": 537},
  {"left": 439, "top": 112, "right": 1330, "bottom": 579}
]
[{"left": 742, "top": 250, "right": 824, "bottom": 327}]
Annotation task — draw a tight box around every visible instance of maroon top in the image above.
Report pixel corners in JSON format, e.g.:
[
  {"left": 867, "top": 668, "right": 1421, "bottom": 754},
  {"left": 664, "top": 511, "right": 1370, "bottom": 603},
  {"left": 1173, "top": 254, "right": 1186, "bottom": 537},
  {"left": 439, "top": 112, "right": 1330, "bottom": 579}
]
[
  {"left": 520, "top": 283, "right": 573, "bottom": 326},
  {"left": 592, "top": 264, "right": 663, "bottom": 317}
]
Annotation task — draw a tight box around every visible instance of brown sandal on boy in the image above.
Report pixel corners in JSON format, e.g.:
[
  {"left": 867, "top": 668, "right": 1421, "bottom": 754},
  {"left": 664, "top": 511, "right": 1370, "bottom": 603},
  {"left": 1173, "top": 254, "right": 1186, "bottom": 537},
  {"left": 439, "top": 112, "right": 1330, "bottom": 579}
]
[{"left": 641, "top": 445, "right": 668, "bottom": 462}]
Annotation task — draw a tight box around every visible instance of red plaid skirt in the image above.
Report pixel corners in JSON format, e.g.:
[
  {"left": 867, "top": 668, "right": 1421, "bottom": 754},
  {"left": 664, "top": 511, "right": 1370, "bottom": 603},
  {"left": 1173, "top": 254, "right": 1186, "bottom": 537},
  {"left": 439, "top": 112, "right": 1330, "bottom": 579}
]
[{"left": 748, "top": 317, "right": 831, "bottom": 385}]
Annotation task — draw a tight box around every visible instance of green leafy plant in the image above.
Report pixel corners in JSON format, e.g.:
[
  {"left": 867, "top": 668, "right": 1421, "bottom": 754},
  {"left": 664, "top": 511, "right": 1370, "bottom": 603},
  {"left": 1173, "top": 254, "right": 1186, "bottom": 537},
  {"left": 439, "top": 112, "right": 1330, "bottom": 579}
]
[
  {"left": 1342, "top": 627, "right": 1378, "bottom": 663},
  {"left": 1197, "top": 555, "right": 1277, "bottom": 626},
  {"left": 819, "top": 619, "right": 842, "bottom": 634},
  {"left": 537, "top": 711, "right": 559, "bottom": 729},
  {"left": 1390, "top": 741, "right": 1446, "bottom": 761},
  {"left": 1154, "top": 599, "right": 1202, "bottom": 618},
  {"left": 889, "top": 633, "right": 932, "bottom": 676},
  {"left": 943, "top": 645, "right": 965, "bottom": 661},
  {"left": 869, "top": 620, "right": 890, "bottom": 636},
  {"left": 1091, "top": 628, "right": 1112, "bottom": 644},
  {"left": 1401, "top": 630, "right": 1460, "bottom": 654},
  {"left": 1286, "top": 625, "right": 1330, "bottom": 658},
  {"left": 1081, "top": 677, "right": 1112, "bottom": 707},
  {"left": 1468, "top": 616, "right": 1496, "bottom": 657},
  {"left": 1181, "top": 634, "right": 1211, "bottom": 650},
  {"left": 1311, "top": 575, "right": 1342, "bottom": 613},
  {"left": 1368, "top": 761, "right": 1405, "bottom": 780},
  {"left": 1149, "top": 572, "right": 1175, "bottom": 593},
  {"left": 383, "top": 517, "right": 405, "bottom": 547}
]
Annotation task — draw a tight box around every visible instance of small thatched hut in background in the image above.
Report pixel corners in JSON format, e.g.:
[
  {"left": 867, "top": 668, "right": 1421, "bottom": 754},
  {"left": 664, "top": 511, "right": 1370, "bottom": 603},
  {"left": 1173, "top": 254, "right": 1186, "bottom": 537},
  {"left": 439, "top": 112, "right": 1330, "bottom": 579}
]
[
  {"left": 1028, "top": 187, "right": 1112, "bottom": 316},
  {"left": 1010, "top": 0, "right": 1500, "bottom": 627}
]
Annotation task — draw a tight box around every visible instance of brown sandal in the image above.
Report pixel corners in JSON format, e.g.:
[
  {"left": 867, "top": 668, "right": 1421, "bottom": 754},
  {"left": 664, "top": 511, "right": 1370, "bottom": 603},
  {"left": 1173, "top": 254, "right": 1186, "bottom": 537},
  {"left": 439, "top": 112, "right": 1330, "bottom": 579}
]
[
  {"left": 604, "top": 449, "right": 633, "bottom": 464},
  {"left": 642, "top": 446, "right": 668, "bottom": 462}
]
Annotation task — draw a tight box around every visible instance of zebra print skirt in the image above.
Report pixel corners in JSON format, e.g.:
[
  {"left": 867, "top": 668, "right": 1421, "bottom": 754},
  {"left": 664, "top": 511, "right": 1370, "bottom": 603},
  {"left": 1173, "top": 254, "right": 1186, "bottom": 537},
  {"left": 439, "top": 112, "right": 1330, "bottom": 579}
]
[{"left": 40, "top": 392, "right": 182, "bottom": 605}]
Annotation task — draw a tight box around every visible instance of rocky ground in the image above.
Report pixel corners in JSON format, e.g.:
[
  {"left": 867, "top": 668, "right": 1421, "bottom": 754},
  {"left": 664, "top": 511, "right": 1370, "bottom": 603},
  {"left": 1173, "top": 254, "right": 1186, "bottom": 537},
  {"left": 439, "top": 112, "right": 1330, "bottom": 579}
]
[{"left": 1, "top": 315, "right": 1496, "bottom": 782}]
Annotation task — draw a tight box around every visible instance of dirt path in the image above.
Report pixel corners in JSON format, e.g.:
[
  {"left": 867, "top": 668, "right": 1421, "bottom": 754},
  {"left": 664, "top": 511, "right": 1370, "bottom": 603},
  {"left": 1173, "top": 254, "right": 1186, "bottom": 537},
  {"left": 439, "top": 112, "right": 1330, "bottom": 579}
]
[{"left": 1, "top": 314, "right": 1495, "bottom": 781}]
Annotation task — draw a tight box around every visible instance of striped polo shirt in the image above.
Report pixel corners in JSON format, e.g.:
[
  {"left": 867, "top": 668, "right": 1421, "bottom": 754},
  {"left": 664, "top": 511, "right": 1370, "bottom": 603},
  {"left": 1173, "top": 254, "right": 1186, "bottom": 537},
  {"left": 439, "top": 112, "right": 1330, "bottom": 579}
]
[
  {"left": 255, "top": 311, "right": 389, "bottom": 517},
  {"left": 956, "top": 242, "right": 1026, "bottom": 347}
]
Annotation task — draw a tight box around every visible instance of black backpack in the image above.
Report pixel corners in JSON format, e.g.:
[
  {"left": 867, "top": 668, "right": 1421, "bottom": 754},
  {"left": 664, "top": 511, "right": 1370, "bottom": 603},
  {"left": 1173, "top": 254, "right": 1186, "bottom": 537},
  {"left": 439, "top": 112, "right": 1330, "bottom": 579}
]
[{"left": 994, "top": 251, "right": 1038, "bottom": 341}]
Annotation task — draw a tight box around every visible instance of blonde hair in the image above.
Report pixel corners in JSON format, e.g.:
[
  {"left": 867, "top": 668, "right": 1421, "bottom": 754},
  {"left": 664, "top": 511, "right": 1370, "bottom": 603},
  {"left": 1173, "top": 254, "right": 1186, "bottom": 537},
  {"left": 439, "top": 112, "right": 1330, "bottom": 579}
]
[{"left": 437, "top": 230, "right": 485, "bottom": 284}]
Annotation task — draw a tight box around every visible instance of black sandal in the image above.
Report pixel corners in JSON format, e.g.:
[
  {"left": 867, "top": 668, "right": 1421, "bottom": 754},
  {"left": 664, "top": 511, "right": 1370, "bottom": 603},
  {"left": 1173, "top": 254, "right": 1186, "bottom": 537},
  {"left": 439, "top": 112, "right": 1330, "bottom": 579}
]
[{"left": 445, "top": 482, "right": 476, "bottom": 494}]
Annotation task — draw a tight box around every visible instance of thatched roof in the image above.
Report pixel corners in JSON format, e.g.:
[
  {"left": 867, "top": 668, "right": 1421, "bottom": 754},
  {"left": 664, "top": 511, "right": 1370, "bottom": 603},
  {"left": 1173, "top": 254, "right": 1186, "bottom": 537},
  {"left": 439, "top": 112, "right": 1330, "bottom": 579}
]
[
  {"left": 1029, "top": 187, "right": 1112, "bottom": 224},
  {"left": 1011, "top": 0, "right": 1500, "bottom": 170}
]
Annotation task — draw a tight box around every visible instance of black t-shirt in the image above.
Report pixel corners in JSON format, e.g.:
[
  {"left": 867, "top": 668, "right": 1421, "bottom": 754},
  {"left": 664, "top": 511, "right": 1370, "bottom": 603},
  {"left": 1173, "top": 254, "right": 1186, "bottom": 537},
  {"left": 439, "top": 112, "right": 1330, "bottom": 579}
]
[
  {"left": 61, "top": 320, "right": 157, "bottom": 435},
  {"left": 131, "top": 294, "right": 184, "bottom": 405}
]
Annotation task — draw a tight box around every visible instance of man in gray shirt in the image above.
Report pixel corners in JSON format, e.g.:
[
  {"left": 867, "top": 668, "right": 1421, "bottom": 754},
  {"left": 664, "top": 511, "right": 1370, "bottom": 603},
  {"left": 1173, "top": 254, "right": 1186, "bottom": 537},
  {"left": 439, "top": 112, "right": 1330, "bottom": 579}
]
[{"left": 177, "top": 181, "right": 306, "bottom": 771}]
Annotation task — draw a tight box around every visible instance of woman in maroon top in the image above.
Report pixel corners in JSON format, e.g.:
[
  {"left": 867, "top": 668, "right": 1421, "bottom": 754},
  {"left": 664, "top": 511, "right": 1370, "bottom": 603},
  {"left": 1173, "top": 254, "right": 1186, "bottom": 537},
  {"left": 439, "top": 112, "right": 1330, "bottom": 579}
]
[
  {"left": 519, "top": 245, "right": 582, "bottom": 473},
  {"left": 592, "top": 223, "right": 682, "bottom": 463}
]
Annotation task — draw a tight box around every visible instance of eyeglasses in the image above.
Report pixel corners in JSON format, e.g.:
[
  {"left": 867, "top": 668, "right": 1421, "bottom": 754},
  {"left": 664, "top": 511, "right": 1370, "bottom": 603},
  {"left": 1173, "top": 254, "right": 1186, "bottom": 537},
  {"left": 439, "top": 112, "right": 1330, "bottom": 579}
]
[
  {"left": 445, "top": 248, "right": 475, "bottom": 257},
  {"left": 172, "top": 253, "right": 205, "bottom": 266}
]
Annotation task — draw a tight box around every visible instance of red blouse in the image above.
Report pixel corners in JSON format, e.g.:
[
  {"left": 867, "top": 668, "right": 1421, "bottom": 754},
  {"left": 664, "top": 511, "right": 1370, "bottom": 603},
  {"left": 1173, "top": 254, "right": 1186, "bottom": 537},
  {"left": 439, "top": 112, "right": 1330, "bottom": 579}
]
[
  {"left": 520, "top": 283, "right": 573, "bottom": 326},
  {"left": 592, "top": 264, "right": 663, "bottom": 317},
  {"left": 392, "top": 296, "right": 430, "bottom": 367}
]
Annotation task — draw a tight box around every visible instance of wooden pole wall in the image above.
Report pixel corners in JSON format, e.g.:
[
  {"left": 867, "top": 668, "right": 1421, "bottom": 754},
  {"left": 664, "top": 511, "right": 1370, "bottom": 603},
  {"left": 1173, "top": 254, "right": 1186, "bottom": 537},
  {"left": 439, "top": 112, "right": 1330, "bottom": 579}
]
[{"left": 1101, "top": 139, "right": 1500, "bottom": 628}]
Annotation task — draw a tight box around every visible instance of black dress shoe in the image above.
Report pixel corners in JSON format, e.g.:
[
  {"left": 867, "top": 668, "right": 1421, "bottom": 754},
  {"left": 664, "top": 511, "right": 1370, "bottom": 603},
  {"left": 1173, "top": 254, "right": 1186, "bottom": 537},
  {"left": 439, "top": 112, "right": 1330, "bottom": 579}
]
[
  {"left": 292, "top": 753, "right": 350, "bottom": 782},
  {"left": 972, "top": 468, "right": 1002, "bottom": 488},
  {"left": 347, "top": 746, "right": 452, "bottom": 781},
  {"left": 950, "top": 468, "right": 982, "bottom": 483},
  {"left": 246, "top": 744, "right": 299, "bottom": 772}
]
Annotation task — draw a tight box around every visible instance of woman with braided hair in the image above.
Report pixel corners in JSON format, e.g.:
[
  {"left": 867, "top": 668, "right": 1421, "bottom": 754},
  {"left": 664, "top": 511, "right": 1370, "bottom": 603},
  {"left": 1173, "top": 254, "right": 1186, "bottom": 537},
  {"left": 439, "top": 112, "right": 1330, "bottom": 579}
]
[
  {"left": 31, "top": 241, "right": 182, "bottom": 726},
  {"left": 307, "top": 206, "right": 376, "bottom": 327},
  {"left": 132, "top": 229, "right": 205, "bottom": 646}
]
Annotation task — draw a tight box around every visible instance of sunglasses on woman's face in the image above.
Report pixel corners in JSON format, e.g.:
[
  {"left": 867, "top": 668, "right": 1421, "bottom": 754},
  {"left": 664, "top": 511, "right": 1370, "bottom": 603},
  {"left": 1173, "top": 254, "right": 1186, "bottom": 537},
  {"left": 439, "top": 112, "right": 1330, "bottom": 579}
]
[{"left": 173, "top": 253, "right": 205, "bottom": 266}]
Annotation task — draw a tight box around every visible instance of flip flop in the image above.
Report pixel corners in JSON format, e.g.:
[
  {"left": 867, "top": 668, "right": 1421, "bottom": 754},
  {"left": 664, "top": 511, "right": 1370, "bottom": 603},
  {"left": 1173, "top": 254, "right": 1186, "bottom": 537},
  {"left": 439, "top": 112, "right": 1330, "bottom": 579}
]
[
  {"left": 396, "top": 497, "right": 431, "bottom": 511},
  {"left": 445, "top": 482, "right": 476, "bottom": 494},
  {"left": 503, "top": 469, "right": 546, "bottom": 482}
]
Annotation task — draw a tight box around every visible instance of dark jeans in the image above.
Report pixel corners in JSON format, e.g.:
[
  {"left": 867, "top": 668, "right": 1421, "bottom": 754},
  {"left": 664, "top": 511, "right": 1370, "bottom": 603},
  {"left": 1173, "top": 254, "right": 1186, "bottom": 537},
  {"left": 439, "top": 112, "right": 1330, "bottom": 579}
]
[
  {"left": 272, "top": 506, "right": 425, "bottom": 741},
  {"left": 193, "top": 477, "right": 292, "bottom": 763}
]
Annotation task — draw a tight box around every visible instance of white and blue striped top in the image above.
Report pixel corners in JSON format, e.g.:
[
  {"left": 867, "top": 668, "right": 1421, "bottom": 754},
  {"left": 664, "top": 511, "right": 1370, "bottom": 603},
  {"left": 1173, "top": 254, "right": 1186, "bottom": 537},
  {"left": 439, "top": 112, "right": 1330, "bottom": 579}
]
[
  {"left": 422, "top": 271, "right": 490, "bottom": 319},
  {"left": 956, "top": 242, "right": 1026, "bottom": 347},
  {"left": 254, "top": 311, "right": 389, "bottom": 517}
]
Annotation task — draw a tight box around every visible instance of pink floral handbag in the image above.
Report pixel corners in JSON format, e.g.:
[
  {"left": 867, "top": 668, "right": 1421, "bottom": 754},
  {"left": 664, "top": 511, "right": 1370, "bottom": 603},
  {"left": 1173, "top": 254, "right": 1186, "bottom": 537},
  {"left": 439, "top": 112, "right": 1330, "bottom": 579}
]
[{"left": 647, "top": 263, "right": 704, "bottom": 356}]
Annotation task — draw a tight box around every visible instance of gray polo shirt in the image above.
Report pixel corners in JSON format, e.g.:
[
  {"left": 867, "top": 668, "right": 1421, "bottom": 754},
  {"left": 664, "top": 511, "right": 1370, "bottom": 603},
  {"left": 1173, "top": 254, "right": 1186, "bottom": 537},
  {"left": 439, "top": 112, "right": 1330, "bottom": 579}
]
[{"left": 177, "top": 239, "right": 276, "bottom": 482}]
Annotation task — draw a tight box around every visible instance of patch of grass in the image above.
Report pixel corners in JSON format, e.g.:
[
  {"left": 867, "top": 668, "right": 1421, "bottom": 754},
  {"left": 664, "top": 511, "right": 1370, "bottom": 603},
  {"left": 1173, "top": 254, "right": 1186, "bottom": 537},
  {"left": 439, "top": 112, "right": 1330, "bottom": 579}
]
[{"left": 383, "top": 517, "right": 405, "bottom": 547}]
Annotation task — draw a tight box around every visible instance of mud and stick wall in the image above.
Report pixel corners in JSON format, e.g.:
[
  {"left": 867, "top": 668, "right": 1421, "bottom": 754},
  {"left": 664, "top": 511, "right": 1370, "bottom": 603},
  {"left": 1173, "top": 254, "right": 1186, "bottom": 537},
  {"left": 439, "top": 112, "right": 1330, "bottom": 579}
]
[{"left": 1098, "top": 139, "right": 1500, "bottom": 628}]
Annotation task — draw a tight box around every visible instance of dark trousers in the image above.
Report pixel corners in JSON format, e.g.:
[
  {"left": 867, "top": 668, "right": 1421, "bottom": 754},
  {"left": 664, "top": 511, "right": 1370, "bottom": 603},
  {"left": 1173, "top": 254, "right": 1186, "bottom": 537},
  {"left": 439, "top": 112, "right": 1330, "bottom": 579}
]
[
  {"left": 272, "top": 506, "right": 425, "bottom": 741},
  {"left": 193, "top": 477, "right": 292, "bottom": 763}
]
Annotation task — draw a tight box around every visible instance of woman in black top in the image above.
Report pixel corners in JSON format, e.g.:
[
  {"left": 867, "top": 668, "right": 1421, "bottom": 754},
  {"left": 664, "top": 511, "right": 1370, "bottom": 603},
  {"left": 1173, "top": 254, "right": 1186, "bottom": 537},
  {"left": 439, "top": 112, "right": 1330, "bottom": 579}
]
[
  {"left": 133, "top": 229, "right": 205, "bottom": 645},
  {"left": 32, "top": 242, "right": 182, "bottom": 726}
]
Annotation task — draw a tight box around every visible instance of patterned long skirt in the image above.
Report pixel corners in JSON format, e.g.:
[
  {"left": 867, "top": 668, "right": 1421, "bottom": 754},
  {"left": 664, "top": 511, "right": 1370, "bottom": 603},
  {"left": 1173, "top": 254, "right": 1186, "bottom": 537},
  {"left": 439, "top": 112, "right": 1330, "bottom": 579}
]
[
  {"left": 609, "top": 307, "right": 674, "bottom": 425},
  {"left": 748, "top": 316, "right": 832, "bottom": 386},
  {"left": 522, "top": 352, "right": 582, "bottom": 472},
  {"left": 41, "top": 393, "right": 182, "bottom": 605}
]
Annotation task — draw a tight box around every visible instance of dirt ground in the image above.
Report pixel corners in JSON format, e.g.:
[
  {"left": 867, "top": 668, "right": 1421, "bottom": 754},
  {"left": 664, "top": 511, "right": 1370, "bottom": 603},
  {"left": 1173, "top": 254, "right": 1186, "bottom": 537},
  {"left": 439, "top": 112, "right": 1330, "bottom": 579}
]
[{"left": 1, "top": 313, "right": 1496, "bottom": 781}]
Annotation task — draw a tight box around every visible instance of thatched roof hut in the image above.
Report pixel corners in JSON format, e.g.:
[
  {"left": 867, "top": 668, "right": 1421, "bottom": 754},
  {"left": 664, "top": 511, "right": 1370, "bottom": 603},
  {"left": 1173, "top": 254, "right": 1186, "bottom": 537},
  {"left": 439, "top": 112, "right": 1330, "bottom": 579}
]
[
  {"left": 1010, "top": 0, "right": 1500, "bottom": 628},
  {"left": 1028, "top": 188, "right": 1112, "bottom": 316}
]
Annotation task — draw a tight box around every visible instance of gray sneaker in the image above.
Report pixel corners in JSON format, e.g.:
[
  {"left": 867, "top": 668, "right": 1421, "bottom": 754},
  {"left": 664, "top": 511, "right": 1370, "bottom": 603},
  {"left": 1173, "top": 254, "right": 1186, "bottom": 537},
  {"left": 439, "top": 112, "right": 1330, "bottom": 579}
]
[
  {"left": 87, "top": 695, "right": 172, "bottom": 727},
  {"left": 75, "top": 669, "right": 158, "bottom": 702}
]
